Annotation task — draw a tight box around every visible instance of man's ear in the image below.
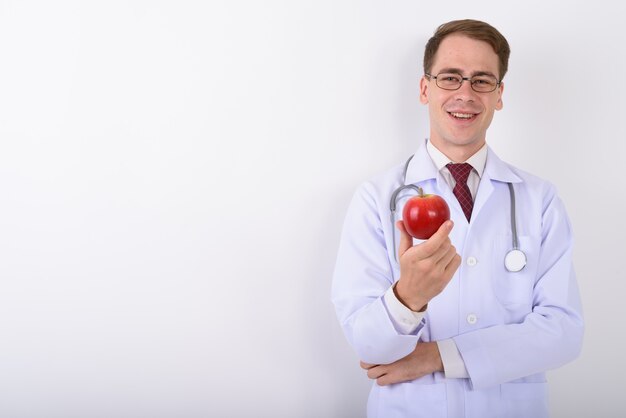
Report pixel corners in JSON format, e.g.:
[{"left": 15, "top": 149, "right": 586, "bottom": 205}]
[
  {"left": 419, "top": 76, "right": 429, "bottom": 104},
  {"left": 495, "top": 82, "right": 504, "bottom": 110}
]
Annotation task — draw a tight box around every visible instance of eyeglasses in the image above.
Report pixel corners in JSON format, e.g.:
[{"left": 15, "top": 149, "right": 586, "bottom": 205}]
[{"left": 425, "top": 72, "right": 501, "bottom": 93}]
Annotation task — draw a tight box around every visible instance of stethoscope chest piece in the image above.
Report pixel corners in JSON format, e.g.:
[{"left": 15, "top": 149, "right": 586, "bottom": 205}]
[{"left": 504, "top": 249, "right": 527, "bottom": 272}]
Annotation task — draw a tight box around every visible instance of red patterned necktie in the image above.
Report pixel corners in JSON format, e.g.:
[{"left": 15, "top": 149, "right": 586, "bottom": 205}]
[{"left": 447, "top": 163, "right": 474, "bottom": 221}]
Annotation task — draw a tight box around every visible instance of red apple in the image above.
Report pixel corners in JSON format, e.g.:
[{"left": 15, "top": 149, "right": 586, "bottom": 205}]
[{"left": 402, "top": 187, "right": 450, "bottom": 239}]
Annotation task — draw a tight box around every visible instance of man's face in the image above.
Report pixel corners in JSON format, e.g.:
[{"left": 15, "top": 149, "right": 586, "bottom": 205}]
[{"left": 420, "top": 34, "right": 504, "bottom": 156}]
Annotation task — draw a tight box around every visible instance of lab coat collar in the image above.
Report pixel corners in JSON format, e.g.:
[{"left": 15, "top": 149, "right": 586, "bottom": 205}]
[
  {"left": 404, "top": 139, "right": 523, "bottom": 185},
  {"left": 404, "top": 140, "right": 440, "bottom": 185},
  {"left": 483, "top": 147, "right": 523, "bottom": 184}
]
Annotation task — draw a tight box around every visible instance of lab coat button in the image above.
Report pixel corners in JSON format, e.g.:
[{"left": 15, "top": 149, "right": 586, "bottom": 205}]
[
  {"left": 466, "top": 257, "right": 477, "bottom": 266},
  {"left": 466, "top": 314, "right": 478, "bottom": 324}
]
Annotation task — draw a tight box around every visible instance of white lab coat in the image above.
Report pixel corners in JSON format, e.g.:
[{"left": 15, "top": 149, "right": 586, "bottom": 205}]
[{"left": 331, "top": 143, "right": 584, "bottom": 418}]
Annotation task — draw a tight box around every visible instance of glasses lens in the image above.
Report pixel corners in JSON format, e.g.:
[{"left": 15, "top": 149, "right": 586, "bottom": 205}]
[
  {"left": 436, "top": 73, "right": 462, "bottom": 90},
  {"left": 470, "top": 75, "right": 498, "bottom": 92}
]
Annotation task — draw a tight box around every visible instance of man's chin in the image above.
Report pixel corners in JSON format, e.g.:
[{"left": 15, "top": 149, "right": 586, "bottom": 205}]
[{"left": 435, "top": 136, "right": 485, "bottom": 149}]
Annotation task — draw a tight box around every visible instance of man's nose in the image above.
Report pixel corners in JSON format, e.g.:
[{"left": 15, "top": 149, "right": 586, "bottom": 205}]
[{"left": 453, "top": 79, "right": 476, "bottom": 100}]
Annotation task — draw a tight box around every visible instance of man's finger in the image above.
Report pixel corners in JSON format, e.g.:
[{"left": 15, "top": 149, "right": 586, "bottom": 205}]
[
  {"left": 360, "top": 361, "right": 376, "bottom": 370},
  {"left": 437, "top": 244, "right": 459, "bottom": 267},
  {"left": 367, "top": 366, "right": 386, "bottom": 380},
  {"left": 444, "top": 254, "right": 462, "bottom": 276},
  {"left": 429, "top": 238, "right": 453, "bottom": 264},
  {"left": 377, "top": 370, "right": 407, "bottom": 386},
  {"left": 396, "top": 220, "right": 414, "bottom": 257},
  {"left": 377, "top": 374, "right": 397, "bottom": 386},
  {"left": 417, "top": 220, "right": 454, "bottom": 256}
]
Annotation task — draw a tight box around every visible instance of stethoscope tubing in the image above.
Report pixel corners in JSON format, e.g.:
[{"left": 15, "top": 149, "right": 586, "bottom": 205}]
[{"left": 390, "top": 154, "right": 526, "bottom": 272}]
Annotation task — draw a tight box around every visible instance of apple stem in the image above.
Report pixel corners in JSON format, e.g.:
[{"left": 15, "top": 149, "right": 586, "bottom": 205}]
[{"left": 417, "top": 186, "right": 424, "bottom": 197}]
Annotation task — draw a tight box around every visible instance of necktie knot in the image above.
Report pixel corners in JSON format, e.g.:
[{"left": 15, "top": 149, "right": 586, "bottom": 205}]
[{"left": 447, "top": 163, "right": 473, "bottom": 184}]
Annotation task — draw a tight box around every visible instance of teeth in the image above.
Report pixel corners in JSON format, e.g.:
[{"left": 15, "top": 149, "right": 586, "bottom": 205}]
[{"left": 450, "top": 112, "right": 474, "bottom": 119}]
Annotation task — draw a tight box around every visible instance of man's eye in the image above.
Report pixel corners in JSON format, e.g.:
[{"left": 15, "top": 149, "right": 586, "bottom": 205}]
[{"left": 473, "top": 77, "right": 495, "bottom": 85}]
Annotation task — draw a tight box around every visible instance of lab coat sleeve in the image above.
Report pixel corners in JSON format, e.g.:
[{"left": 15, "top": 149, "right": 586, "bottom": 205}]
[
  {"left": 331, "top": 182, "right": 424, "bottom": 365},
  {"left": 454, "top": 187, "right": 584, "bottom": 390},
  {"left": 384, "top": 284, "right": 426, "bottom": 334}
]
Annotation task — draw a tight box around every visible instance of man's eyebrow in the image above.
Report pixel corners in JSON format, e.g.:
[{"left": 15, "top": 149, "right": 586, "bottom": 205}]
[
  {"left": 472, "top": 70, "right": 498, "bottom": 78},
  {"left": 435, "top": 68, "right": 498, "bottom": 78},
  {"left": 435, "top": 67, "right": 464, "bottom": 75}
]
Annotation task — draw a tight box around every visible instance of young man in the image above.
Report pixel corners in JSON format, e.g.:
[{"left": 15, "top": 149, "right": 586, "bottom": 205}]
[{"left": 331, "top": 19, "right": 583, "bottom": 418}]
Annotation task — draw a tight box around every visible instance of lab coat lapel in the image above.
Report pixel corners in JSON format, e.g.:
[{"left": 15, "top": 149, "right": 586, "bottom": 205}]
[
  {"left": 472, "top": 174, "right": 494, "bottom": 222},
  {"left": 404, "top": 141, "right": 439, "bottom": 186},
  {"left": 472, "top": 147, "right": 523, "bottom": 221}
]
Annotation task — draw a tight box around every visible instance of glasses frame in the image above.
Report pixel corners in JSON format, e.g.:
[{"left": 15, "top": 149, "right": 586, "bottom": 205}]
[{"left": 425, "top": 72, "right": 501, "bottom": 93}]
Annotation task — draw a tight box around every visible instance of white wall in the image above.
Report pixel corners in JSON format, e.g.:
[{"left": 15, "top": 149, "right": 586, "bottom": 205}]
[{"left": 0, "top": 1, "right": 623, "bottom": 417}]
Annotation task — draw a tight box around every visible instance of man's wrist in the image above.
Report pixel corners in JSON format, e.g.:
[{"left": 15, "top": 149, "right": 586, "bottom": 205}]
[
  {"left": 430, "top": 341, "right": 444, "bottom": 373},
  {"left": 394, "top": 282, "right": 427, "bottom": 312}
]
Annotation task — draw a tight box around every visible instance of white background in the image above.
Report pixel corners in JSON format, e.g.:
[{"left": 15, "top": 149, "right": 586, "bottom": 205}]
[{"left": 0, "top": 1, "right": 624, "bottom": 417}]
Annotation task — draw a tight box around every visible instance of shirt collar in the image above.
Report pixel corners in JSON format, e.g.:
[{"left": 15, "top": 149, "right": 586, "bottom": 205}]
[
  {"left": 426, "top": 140, "right": 487, "bottom": 178},
  {"left": 405, "top": 139, "right": 522, "bottom": 185}
]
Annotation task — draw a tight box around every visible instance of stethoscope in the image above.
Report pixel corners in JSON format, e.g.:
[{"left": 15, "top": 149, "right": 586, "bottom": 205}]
[{"left": 390, "top": 155, "right": 527, "bottom": 272}]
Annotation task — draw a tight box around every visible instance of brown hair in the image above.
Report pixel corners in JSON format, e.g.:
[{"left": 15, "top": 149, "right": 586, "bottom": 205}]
[{"left": 423, "top": 19, "right": 511, "bottom": 81}]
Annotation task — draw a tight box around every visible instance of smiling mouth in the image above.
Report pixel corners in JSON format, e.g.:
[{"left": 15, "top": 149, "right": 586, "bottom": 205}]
[{"left": 448, "top": 112, "right": 478, "bottom": 120}]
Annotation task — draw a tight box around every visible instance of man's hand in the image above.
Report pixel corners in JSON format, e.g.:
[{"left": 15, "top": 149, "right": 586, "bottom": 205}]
[
  {"left": 394, "top": 220, "right": 461, "bottom": 311},
  {"left": 360, "top": 342, "right": 444, "bottom": 386}
]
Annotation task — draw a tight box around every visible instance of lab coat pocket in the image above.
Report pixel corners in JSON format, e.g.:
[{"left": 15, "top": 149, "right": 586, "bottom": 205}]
[
  {"left": 500, "top": 382, "right": 549, "bottom": 418},
  {"left": 401, "top": 382, "right": 447, "bottom": 418},
  {"left": 371, "top": 382, "right": 447, "bottom": 418},
  {"left": 492, "top": 235, "right": 540, "bottom": 308}
]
